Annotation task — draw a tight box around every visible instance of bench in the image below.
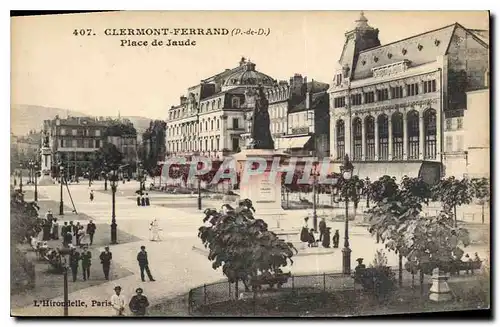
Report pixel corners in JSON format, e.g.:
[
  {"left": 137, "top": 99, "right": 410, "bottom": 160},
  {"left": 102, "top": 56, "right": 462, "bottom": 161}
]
[
  {"left": 250, "top": 272, "right": 291, "bottom": 291},
  {"left": 450, "top": 260, "right": 482, "bottom": 275}
]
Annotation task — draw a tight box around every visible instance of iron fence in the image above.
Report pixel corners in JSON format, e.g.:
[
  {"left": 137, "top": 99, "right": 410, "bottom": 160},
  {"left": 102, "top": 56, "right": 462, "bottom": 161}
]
[{"left": 188, "top": 269, "right": 434, "bottom": 315}]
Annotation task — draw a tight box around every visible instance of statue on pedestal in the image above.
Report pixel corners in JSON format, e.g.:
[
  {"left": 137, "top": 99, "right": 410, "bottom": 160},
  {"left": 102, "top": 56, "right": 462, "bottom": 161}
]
[{"left": 247, "top": 86, "right": 274, "bottom": 150}]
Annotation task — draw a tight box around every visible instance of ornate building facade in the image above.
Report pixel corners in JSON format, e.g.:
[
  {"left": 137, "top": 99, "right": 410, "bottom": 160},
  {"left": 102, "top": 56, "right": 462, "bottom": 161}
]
[
  {"left": 166, "top": 57, "right": 277, "bottom": 159},
  {"left": 329, "top": 12, "right": 489, "bottom": 181}
]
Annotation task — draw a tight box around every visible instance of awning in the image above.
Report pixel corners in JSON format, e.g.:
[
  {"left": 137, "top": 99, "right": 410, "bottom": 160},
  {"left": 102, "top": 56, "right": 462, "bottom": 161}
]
[{"left": 277, "top": 136, "right": 311, "bottom": 150}]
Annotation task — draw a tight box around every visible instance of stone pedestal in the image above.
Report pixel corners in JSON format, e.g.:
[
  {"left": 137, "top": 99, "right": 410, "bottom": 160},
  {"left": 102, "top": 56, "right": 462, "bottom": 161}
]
[
  {"left": 38, "top": 147, "right": 55, "bottom": 185},
  {"left": 232, "top": 149, "right": 289, "bottom": 230},
  {"left": 429, "top": 268, "right": 452, "bottom": 302}
]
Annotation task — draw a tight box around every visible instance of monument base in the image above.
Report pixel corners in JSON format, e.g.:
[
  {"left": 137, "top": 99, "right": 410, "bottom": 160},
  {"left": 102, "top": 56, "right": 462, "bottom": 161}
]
[
  {"left": 429, "top": 268, "right": 453, "bottom": 302},
  {"left": 38, "top": 174, "right": 56, "bottom": 186}
]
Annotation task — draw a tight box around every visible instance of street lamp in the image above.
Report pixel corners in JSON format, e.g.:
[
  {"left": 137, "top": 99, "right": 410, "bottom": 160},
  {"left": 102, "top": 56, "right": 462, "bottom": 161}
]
[
  {"left": 33, "top": 161, "right": 39, "bottom": 202},
  {"left": 311, "top": 161, "right": 319, "bottom": 232},
  {"left": 19, "top": 163, "right": 23, "bottom": 192},
  {"left": 28, "top": 160, "right": 33, "bottom": 185},
  {"left": 108, "top": 169, "right": 119, "bottom": 244},
  {"left": 59, "top": 163, "right": 65, "bottom": 215},
  {"left": 59, "top": 251, "right": 70, "bottom": 316},
  {"left": 340, "top": 154, "right": 354, "bottom": 275},
  {"left": 365, "top": 177, "right": 371, "bottom": 208},
  {"left": 196, "top": 161, "right": 202, "bottom": 210}
]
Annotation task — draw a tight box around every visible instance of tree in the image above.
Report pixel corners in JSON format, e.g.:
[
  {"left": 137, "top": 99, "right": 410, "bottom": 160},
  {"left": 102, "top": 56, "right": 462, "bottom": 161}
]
[
  {"left": 432, "top": 176, "right": 472, "bottom": 227},
  {"left": 92, "top": 143, "right": 124, "bottom": 190},
  {"left": 198, "top": 199, "right": 297, "bottom": 294},
  {"left": 11, "top": 189, "right": 43, "bottom": 243},
  {"left": 470, "top": 177, "right": 490, "bottom": 224},
  {"left": 141, "top": 120, "right": 167, "bottom": 176}
]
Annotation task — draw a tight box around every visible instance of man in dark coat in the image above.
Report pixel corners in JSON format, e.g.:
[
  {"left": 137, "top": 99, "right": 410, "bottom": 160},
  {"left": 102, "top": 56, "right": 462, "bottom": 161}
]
[
  {"left": 86, "top": 220, "right": 97, "bottom": 245},
  {"left": 69, "top": 221, "right": 75, "bottom": 237},
  {"left": 69, "top": 249, "right": 81, "bottom": 282},
  {"left": 42, "top": 219, "right": 52, "bottom": 241},
  {"left": 136, "top": 193, "right": 141, "bottom": 206},
  {"left": 73, "top": 222, "right": 81, "bottom": 237},
  {"left": 99, "top": 246, "right": 112, "bottom": 280},
  {"left": 141, "top": 195, "right": 146, "bottom": 207},
  {"left": 318, "top": 217, "right": 327, "bottom": 242},
  {"left": 332, "top": 229, "right": 340, "bottom": 248},
  {"left": 137, "top": 246, "right": 155, "bottom": 282},
  {"left": 129, "top": 288, "right": 150, "bottom": 316},
  {"left": 81, "top": 247, "right": 92, "bottom": 281},
  {"left": 322, "top": 227, "right": 331, "bottom": 248},
  {"left": 145, "top": 193, "right": 150, "bottom": 206},
  {"left": 63, "top": 230, "right": 73, "bottom": 247}
]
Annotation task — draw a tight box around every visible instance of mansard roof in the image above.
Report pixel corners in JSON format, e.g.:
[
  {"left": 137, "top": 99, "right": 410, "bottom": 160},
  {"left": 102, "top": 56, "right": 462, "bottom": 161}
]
[
  {"left": 352, "top": 23, "right": 488, "bottom": 80},
  {"left": 289, "top": 91, "right": 329, "bottom": 113}
]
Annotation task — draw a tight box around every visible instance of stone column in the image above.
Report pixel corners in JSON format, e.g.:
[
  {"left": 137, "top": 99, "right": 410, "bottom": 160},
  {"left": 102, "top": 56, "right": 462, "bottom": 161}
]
[
  {"left": 361, "top": 117, "right": 366, "bottom": 161},
  {"left": 388, "top": 116, "right": 393, "bottom": 160},
  {"left": 419, "top": 111, "right": 425, "bottom": 160},
  {"left": 374, "top": 118, "right": 379, "bottom": 160},
  {"left": 402, "top": 84, "right": 408, "bottom": 97},
  {"left": 403, "top": 113, "right": 408, "bottom": 160}
]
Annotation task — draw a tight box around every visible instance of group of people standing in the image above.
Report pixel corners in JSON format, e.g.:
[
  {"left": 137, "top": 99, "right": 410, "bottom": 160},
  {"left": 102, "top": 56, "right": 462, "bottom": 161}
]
[
  {"left": 300, "top": 217, "right": 340, "bottom": 249},
  {"left": 41, "top": 210, "right": 59, "bottom": 241},
  {"left": 137, "top": 192, "right": 151, "bottom": 207},
  {"left": 61, "top": 220, "right": 97, "bottom": 247},
  {"left": 111, "top": 286, "right": 150, "bottom": 316}
]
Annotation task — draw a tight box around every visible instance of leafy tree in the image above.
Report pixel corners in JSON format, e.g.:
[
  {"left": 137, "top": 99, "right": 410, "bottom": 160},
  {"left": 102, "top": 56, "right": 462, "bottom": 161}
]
[
  {"left": 470, "top": 177, "right": 490, "bottom": 224},
  {"left": 103, "top": 122, "right": 137, "bottom": 137},
  {"left": 198, "top": 199, "right": 297, "bottom": 294},
  {"left": 92, "top": 143, "right": 124, "bottom": 190},
  {"left": 141, "top": 120, "right": 167, "bottom": 176},
  {"left": 11, "top": 189, "right": 43, "bottom": 243},
  {"left": 432, "top": 176, "right": 472, "bottom": 227}
]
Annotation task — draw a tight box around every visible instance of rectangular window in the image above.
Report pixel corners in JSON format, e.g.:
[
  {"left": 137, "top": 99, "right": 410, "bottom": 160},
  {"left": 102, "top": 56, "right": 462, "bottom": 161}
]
[
  {"left": 233, "top": 118, "right": 239, "bottom": 129},
  {"left": 364, "top": 91, "right": 375, "bottom": 104},
  {"left": 334, "top": 96, "right": 346, "bottom": 108},
  {"left": 95, "top": 139, "right": 101, "bottom": 148},
  {"left": 423, "top": 80, "right": 437, "bottom": 93},
  {"left": 60, "top": 139, "right": 64, "bottom": 147},
  {"left": 350, "top": 94, "right": 362, "bottom": 106},
  {"left": 446, "top": 136, "right": 453, "bottom": 152},
  {"left": 77, "top": 139, "right": 84, "bottom": 148},
  {"left": 60, "top": 128, "right": 66, "bottom": 136},
  {"left": 391, "top": 86, "right": 404, "bottom": 99},
  {"left": 335, "top": 74, "right": 342, "bottom": 86},
  {"left": 406, "top": 83, "right": 419, "bottom": 96},
  {"left": 95, "top": 130, "right": 101, "bottom": 137},
  {"left": 376, "top": 89, "right": 389, "bottom": 101},
  {"left": 445, "top": 118, "right": 452, "bottom": 131},
  {"left": 456, "top": 135, "right": 464, "bottom": 151},
  {"left": 457, "top": 117, "right": 463, "bottom": 130},
  {"left": 72, "top": 139, "right": 77, "bottom": 147}
]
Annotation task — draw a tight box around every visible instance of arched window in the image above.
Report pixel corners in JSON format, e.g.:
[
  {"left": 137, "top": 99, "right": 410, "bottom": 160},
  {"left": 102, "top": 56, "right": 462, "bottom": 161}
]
[
  {"left": 211, "top": 120, "right": 214, "bottom": 130},
  {"left": 377, "top": 114, "right": 389, "bottom": 160},
  {"left": 217, "top": 119, "right": 220, "bottom": 130},
  {"left": 407, "top": 110, "right": 420, "bottom": 159},
  {"left": 217, "top": 99, "right": 222, "bottom": 109},
  {"left": 232, "top": 97, "right": 240, "bottom": 108},
  {"left": 365, "top": 116, "right": 375, "bottom": 160},
  {"left": 392, "top": 112, "right": 404, "bottom": 160},
  {"left": 204, "top": 121, "right": 208, "bottom": 131},
  {"left": 353, "top": 117, "right": 362, "bottom": 160},
  {"left": 211, "top": 101, "right": 215, "bottom": 110},
  {"left": 336, "top": 120, "right": 345, "bottom": 160},
  {"left": 424, "top": 109, "right": 437, "bottom": 159}
]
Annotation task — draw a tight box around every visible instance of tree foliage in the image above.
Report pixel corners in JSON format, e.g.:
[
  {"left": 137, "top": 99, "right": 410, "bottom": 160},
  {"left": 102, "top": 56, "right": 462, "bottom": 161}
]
[
  {"left": 141, "top": 120, "right": 167, "bottom": 175},
  {"left": 470, "top": 177, "right": 490, "bottom": 203},
  {"left": 11, "top": 190, "right": 43, "bottom": 243},
  {"left": 93, "top": 143, "right": 124, "bottom": 172},
  {"left": 198, "top": 199, "right": 297, "bottom": 290},
  {"left": 432, "top": 176, "right": 472, "bottom": 224},
  {"left": 103, "top": 122, "right": 137, "bottom": 137}
]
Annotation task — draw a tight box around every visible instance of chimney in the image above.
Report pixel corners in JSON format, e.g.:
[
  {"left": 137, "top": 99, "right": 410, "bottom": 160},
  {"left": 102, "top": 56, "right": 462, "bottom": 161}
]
[
  {"left": 180, "top": 96, "right": 187, "bottom": 105},
  {"left": 291, "top": 74, "right": 304, "bottom": 97},
  {"left": 306, "top": 91, "right": 311, "bottom": 109}
]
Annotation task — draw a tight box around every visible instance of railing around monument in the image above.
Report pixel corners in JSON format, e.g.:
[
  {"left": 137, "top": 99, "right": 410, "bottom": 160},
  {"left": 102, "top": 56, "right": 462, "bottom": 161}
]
[{"left": 188, "top": 269, "right": 434, "bottom": 315}]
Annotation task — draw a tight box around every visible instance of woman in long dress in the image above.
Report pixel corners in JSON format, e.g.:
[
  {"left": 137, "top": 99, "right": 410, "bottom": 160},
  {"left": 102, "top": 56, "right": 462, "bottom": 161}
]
[{"left": 149, "top": 219, "right": 161, "bottom": 241}]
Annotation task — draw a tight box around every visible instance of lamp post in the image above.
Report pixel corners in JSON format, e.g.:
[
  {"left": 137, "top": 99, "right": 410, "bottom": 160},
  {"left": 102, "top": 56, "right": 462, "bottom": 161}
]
[
  {"left": 28, "top": 160, "right": 33, "bottom": 185},
  {"left": 61, "top": 254, "right": 69, "bottom": 316},
  {"left": 365, "top": 177, "right": 371, "bottom": 209},
  {"left": 340, "top": 154, "right": 354, "bottom": 275},
  {"left": 59, "top": 163, "right": 65, "bottom": 215},
  {"left": 19, "top": 163, "right": 23, "bottom": 192},
  {"left": 34, "top": 161, "right": 39, "bottom": 202},
  {"left": 109, "top": 169, "right": 118, "bottom": 244},
  {"left": 312, "top": 161, "right": 319, "bottom": 232}
]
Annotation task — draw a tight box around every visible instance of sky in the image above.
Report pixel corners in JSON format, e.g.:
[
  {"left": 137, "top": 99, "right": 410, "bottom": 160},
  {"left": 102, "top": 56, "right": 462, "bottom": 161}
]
[{"left": 11, "top": 11, "right": 489, "bottom": 120}]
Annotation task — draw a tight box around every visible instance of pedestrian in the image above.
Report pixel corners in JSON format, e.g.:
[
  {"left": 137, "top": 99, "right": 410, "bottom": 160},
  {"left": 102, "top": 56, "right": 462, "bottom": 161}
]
[
  {"left": 45, "top": 209, "right": 54, "bottom": 223},
  {"left": 110, "top": 286, "right": 126, "bottom": 316},
  {"left": 77, "top": 226, "right": 85, "bottom": 247},
  {"left": 332, "top": 229, "right": 340, "bottom": 248},
  {"left": 307, "top": 229, "right": 317, "bottom": 247},
  {"left": 129, "top": 287, "right": 150, "bottom": 316},
  {"left": 81, "top": 246, "right": 92, "bottom": 281},
  {"left": 322, "top": 227, "right": 331, "bottom": 248},
  {"left": 86, "top": 220, "right": 97, "bottom": 246},
  {"left": 64, "top": 230, "right": 73, "bottom": 247},
  {"left": 319, "top": 217, "right": 327, "bottom": 242},
  {"left": 145, "top": 193, "right": 150, "bottom": 206},
  {"left": 300, "top": 217, "right": 309, "bottom": 243},
  {"left": 89, "top": 189, "right": 94, "bottom": 202},
  {"left": 137, "top": 246, "right": 155, "bottom": 282},
  {"left": 149, "top": 219, "right": 161, "bottom": 241},
  {"left": 42, "top": 219, "right": 52, "bottom": 241},
  {"left": 74, "top": 222, "right": 81, "bottom": 237},
  {"left": 141, "top": 194, "right": 146, "bottom": 207},
  {"left": 51, "top": 218, "right": 59, "bottom": 240},
  {"left": 69, "top": 249, "right": 81, "bottom": 282},
  {"left": 136, "top": 193, "right": 141, "bottom": 206},
  {"left": 99, "top": 246, "right": 113, "bottom": 280}
]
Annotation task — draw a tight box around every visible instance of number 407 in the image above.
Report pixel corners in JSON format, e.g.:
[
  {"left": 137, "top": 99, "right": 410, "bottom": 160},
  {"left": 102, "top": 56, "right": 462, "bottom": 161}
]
[{"left": 73, "top": 29, "right": 94, "bottom": 36}]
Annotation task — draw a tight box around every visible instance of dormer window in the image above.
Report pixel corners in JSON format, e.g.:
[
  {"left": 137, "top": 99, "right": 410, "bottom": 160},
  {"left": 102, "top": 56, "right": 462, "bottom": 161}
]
[
  {"left": 335, "top": 74, "right": 342, "bottom": 86},
  {"left": 232, "top": 97, "right": 240, "bottom": 108}
]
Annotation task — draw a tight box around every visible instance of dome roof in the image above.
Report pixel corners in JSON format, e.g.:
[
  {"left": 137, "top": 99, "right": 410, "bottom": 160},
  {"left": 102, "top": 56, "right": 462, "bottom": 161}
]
[{"left": 224, "top": 61, "right": 276, "bottom": 88}]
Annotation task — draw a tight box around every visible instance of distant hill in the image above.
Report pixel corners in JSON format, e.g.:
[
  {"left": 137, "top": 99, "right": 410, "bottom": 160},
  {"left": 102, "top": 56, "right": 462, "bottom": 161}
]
[{"left": 11, "top": 104, "right": 155, "bottom": 138}]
